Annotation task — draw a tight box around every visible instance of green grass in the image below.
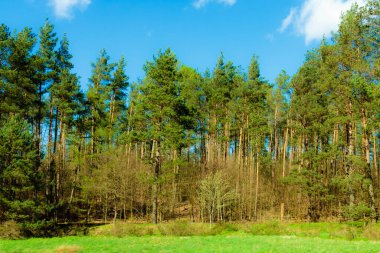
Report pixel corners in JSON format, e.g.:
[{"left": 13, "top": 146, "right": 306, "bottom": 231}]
[
  {"left": 87, "top": 220, "right": 380, "bottom": 240},
  {"left": 2, "top": 222, "right": 380, "bottom": 253},
  {"left": 1, "top": 234, "right": 380, "bottom": 253}
]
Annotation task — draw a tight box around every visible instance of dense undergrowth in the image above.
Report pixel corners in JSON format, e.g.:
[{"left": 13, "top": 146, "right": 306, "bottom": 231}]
[
  {"left": 89, "top": 220, "right": 380, "bottom": 241},
  {"left": 2, "top": 219, "right": 380, "bottom": 241}
]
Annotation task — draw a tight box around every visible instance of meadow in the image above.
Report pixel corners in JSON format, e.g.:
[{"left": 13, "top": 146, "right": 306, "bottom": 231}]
[
  {"left": 2, "top": 234, "right": 380, "bottom": 253},
  {"left": 2, "top": 222, "right": 380, "bottom": 253}
]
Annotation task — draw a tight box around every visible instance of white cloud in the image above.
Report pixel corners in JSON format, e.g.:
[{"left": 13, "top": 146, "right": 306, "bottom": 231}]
[
  {"left": 280, "top": 0, "right": 366, "bottom": 44},
  {"left": 279, "top": 7, "right": 296, "bottom": 33},
  {"left": 49, "top": 0, "right": 91, "bottom": 19},
  {"left": 193, "top": 0, "right": 236, "bottom": 9}
]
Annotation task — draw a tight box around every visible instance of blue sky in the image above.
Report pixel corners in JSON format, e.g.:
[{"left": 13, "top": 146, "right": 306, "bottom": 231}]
[{"left": 1, "top": 0, "right": 364, "bottom": 87}]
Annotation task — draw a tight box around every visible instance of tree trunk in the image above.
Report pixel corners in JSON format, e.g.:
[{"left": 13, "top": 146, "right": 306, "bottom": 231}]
[
  {"left": 91, "top": 108, "right": 95, "bottom": 157},
  {"left": 46, "top": 104, "right": 54, "bottom": 208},
  {"left": 361, "top": 108, "right": 376, "bottom": 220},
  {"left": 347, "top": 100, "right": 355, "bottom": 207},
  {"left": 254, "top": 140, "right": 260, "bottom": 221},
  {"left": 282, "top": 124, "right": 289, "bottom": 178},
  {"left": 224, "top": 109, "right": 230, "bottom": 163},
  {"left": 152, "top": 140, "right": 160, "bottom": 224},
  {"left": 373, "top": 131, "right": 378, "bottom": 186}
]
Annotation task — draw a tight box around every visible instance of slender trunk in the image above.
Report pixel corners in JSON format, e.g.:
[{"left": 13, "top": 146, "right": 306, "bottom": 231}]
[
  {"left": 249, "top": 154, "right": 254, "bottom": 220},
  {"left": 206, "top": 132, "right": 210, "bottom": 170},
  {"left": 109, "top": 93, "right": 116, "bottom": 146},
  {"left": 152, "top": 139, "right": 160, "bottom": 224},
  {"left": 46, "top": 103, "right": 53, "bottom": 206},
  {"left": 289, "top": 121, "right": 294, "bottom": 172},
  {"left": 224, "top": 109, "right": 229, "bottom": 163},
  {"left": 91, "top": 107, "right": 95, "bottom": 157},
  {"left": 280, "top": 123, "right": 289, "bottom": 220},
  {"left": 113, "top": 203, "right": 117, "bottom": 224},
  {"left": 140, "top": 141, "right": 145, "bottom": 159},
  {"left": 200, "top": 119, "right": 206, "bottom": 166},
  {"left": 53, "top": 107, "right": 59, "bottom": 154},
  {"left": 104, "top": 193, "right": 108, "bottom": 223},
  {"left": 237, "top": 124, "right": 243, "bottom": 204},
  {"left": 347, "top": 100, "right": 355, "bottom": 207},
  {"left": 254, "top": 139, "right": 260, "bottom": 221},
  {"left": 298, "top": 135, "right": 303, "bottom": 173},
  {"left": 282, "top": 124, "right": 289, "bottom": 178},
  {"left": 35, "top": 82, "right": 42, "bottom": 156},
  {"left": 373, "top": 131, "right": 378, "bottom": 186},
  {"left": 238, "top": 126, "right": 243, "bottom": 166},
  {"left": 361, "top": 109, "right": 376, "bottom": 220},
  {"left": 273, "top": 105, "right": 279, "bottom": 160},
  {"left": 47, "top": 104, "right": 53, "bottom": 161},
  {"left": 254, "top": 156, "right": 259, "bottom": 221},
  {"left": 70, "top": 135, "right": 82, "bottom": 204},
  {"left": 56, "top": 113, "right": 64, "bottom": 205},
  {"left": 172, "top": 149, "right": 179, "bottom": 216}
]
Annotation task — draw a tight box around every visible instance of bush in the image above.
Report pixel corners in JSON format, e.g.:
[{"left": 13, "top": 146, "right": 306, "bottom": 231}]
[
  {"left": 21, "top": 220, "right": 57, "bottom": 237},
  {"left": 55, "top": 245, "right": 82, "bottom": 253},
  {"left": 0, "top": 220, "right": 22, "bottom": 239},
  {"left": 250, "top": 221, "right": 287, "bottom": 235},
  {"left": 158, "top": 221, "right": 197, "bottom": 236},
  {"left": 106, "top": 222, "right": 156, "bottom": 237},
  {"left": 209, "top": 223, "right": 239, "bottom": 235},
  {"left": 344, "top": 226, "right": 360, "bottom": 241},
  {"left": 363, "top": 224, "right": 380, "bottom": 240},
  {"left": 342, "top": 204, "right": 374, "bottom": 221},
  {"left": 104, "top": 220, "right": 235, "bottom": 237}
]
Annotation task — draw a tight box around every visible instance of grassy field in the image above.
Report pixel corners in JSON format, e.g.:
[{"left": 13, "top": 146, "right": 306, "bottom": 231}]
[
  {"left": 2, "top": 234, "right": 380, "bottom": 253},
  {"left": 2, "top": 222, "right": 380, "bottom": 253}
]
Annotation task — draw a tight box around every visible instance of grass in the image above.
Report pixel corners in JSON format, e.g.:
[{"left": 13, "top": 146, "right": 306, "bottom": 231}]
[
  {"left": 2, "top": 221, "right": 380, "bottom": 252},
  {"left": 89, "top": 220, "right": 380, "bottom": 240},
  {"left": 1, "top": 234, "right": 380, "bottom": 253}
]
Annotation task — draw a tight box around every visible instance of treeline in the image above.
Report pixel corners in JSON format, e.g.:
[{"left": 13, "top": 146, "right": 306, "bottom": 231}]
[{"left": 0, "top": 1, "right": 379, "bottom": 231}]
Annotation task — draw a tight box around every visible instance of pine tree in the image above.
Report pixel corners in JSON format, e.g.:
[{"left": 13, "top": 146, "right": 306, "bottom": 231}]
[
  {"left": 87, "top": 49, "right": 115, "bottom": 155},
  {"left": 108, "top": 56, "right": 129, "bottom": 145},
  {"left": 1, "top": 27, "right": 37, "bottom": 121},
  {"left": 0, "top": 115, "right": 40, "bottom": 223},
  {"left": 36, "top": 19, "right": 58, "bottom": 154},
  {"left": 0, "top": 24, "right": 11, "bottom": 119},
  {"left": 138, "top": 49, "right": 193, "bottom": 223}
]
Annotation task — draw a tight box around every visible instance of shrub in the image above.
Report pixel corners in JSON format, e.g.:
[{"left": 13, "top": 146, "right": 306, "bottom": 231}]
[
  {"left": 344, "top": 226, "right": 360, "bottom": 241},
  {"left": 111, "top": 222, "right": 156, "bottom": 237},
  {"left": 0, "top": 220, "right": 22, "bottom": 239},
  {"left": 21, "top": 220, "right": 57, "bottom": 237},
  {"left": 342, "top": 204, "right": 374, "bottom": 221},
  {"left": 363, "top": 224, "right": 380, "bottom": 240},
  {"left": 55, "top": 245, "right": 82, "bottom": 253},
  {"left": 209, "top": 223, "right": 239, "bottom": 235},
  {"left": 250, "top": 221, "right": 287, "bottom": 235},
  {"left": 158, "top": 221, "right": 197, "bottom": 236}
]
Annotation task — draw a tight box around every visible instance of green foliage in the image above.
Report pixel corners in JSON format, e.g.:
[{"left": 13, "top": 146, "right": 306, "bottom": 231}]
[
  {"left": 138, "top": 48, "right": 192, "bottom": 148},
  {"left": 250, "top": 221, "right": 287, "bottom": 236},
  {"left": 0, "top": 0, "right": 379, "bottom": 229},
  {"left": 197, "top": 171, "right": 236, "bottom": 223},
  {"left": 0, "top": 220, "right": 22, "bottom": 239},
  {"left": 4, "top": 225, "right": 380, "bottom": 252},
  {"left": 0, "top": 115, "right": 40, "bottom": 223},
  {"left": 158, "top": 221, "right": 199, "bottom": 236},
  {"left": 363, "top": 224, "right": 380, "bottom": 240},
  {"left": 0, "top": 26, "right": 37, "bottom": 117},
  {"left": 342, "top": 204, "right": 374, "bottom": 221}
]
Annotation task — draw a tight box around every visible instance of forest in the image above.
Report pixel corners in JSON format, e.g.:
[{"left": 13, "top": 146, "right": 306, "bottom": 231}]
[{"left": 0, "top": 1, "right": 379, "bottom": 235}]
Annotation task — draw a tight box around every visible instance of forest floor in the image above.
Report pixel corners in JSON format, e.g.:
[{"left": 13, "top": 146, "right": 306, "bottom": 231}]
[{"left": 2, "top": 221, "right": 380, "bottom": 252}]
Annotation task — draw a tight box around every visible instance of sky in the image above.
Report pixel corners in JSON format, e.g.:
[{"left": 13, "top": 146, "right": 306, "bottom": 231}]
[{"left": 0, "top": 0, "right": 365, "bottom": 88}]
